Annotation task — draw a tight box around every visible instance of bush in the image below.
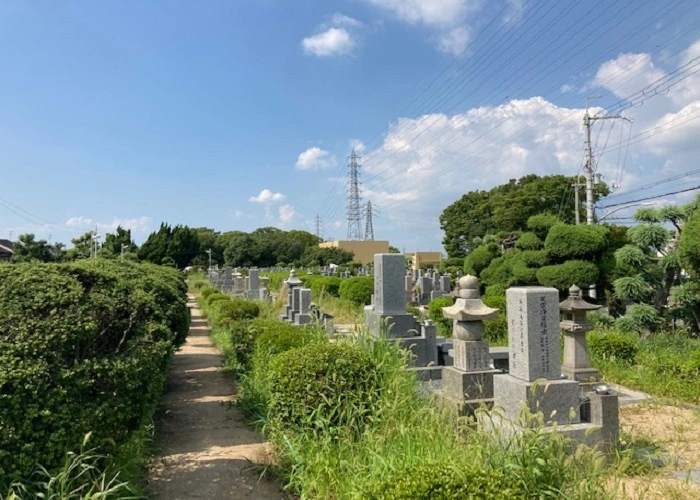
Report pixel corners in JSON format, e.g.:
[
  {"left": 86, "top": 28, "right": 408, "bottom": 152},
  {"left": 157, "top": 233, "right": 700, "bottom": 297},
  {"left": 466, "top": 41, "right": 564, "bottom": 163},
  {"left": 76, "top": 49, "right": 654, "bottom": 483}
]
[
  {"left": 511, "top": 262, "right": 538, "bottom": 285},
  {"left": 527, "top": 214, "right": 559, "bottom": 239},
  {"left": 482, "top": 291, "right": 507, "bottom": 344},
  {"left": 367, "top": 462, "right": 516, "bottom": 500},
  {"left": 519, "top": 250, "right": 548, "bottom": 268},
  {"left": 0, "top": 261, "right": 187, "bottom": 484},
  {"left": 310, "top": 276, "right": 342, "bottom": 298},
  {"left": 680, "top": 212, "right": 700, "bottom": 277},
  {"left": 615, "top": 304, "right": 664, "bottom": 334},
  {"left": 339, "top": 276, "right": 374, "bottom": 305},
  {"left": 464, "top": 244, "right": 499, "bottom": 276},
  {"left": 588, "top": 329, "right": 638, "bottom": 363},
  {"left": 515, "top": 232, "right": 542, "bottom": 251},
  {"left": 605, "top": 289, "right": 626, "bottom": 318},
  {"left": 214, "top": 298, "right": 259, "bottom": 324},
  {"left": 544, "top": 223, "right": 608, "bottom": 262},
  {"left": 427, "top": 296, "right": 453, "bottom": 337},
  {"left": 267, "top": 342, "right": 381, "bottom": 434},
  {"left": 536, "top": 260, "right": 600, "bottom": 291}
]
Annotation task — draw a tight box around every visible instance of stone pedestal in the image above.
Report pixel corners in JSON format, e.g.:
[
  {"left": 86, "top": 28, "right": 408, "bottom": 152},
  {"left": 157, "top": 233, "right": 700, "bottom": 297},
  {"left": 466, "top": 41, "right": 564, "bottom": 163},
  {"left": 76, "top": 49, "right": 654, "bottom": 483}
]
[{"left": 494, "top": 376, "right": 581, "bottom": 425}]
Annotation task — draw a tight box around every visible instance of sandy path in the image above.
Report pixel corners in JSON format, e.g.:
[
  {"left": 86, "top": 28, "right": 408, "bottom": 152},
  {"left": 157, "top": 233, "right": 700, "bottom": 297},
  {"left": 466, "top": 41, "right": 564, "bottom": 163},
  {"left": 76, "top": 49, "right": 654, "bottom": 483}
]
[{"left": 147, "top": 296, "right": 286, "bottom": 499}]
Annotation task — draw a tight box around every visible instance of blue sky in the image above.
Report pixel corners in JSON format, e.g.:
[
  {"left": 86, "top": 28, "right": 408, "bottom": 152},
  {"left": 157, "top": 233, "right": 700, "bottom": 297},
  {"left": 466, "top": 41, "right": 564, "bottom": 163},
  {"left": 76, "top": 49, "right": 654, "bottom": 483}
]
[{"left": 2, "top": 1, "right": 700, "bottom": 252}]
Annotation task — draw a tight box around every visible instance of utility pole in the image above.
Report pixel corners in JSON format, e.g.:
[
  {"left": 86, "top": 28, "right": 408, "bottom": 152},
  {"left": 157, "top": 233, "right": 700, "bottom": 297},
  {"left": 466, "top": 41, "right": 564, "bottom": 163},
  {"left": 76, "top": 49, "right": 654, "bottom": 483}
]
[
  {"left": 120, "top": 243, "right": 127, "bottom": 260},
  {"left": 583, "top": 97, "right": 625, "bottom": 225},
  {"left": 314, "top": 214, "right": 323, "bottom": 241},
  {"left": 206, "top": 248, "right": 212, "bottom": 270},
  {"left": 572, "top": 180, "right": 585, "bottom": 225}
]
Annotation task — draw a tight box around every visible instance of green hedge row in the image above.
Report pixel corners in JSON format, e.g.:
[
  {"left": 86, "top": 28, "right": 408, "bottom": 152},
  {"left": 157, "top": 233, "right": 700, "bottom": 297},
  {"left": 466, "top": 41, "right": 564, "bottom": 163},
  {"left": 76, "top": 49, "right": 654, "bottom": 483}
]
[{"left": 0, "top": 260, "right": 189, "bottom": 484}]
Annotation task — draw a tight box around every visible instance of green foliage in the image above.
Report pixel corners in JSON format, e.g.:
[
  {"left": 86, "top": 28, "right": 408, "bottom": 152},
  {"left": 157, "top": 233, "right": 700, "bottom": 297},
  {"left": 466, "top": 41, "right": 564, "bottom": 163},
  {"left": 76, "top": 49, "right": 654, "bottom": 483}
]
[
  {"left": 212, "top": 298, "right": 260, "bottom": 326},
  {"left": 518, "top": 250, "right": 548, "bottom": 268},
  {"left": 515, "top": 231, "right": 542, "bottom": 250},
  {"left": 527, "top": 214, "right": 560, "bottom": 239},
  {"left": 536, "top": 260, "right": 599, "bottom": 290},
  {"left": 482, "top": 291, "right": 508, "bottom": 345},
  {"left": 588, "top": 330, "right": 638, "bottom": 363},
  {"left": 11, "top": 233, "right": 58, "bottom": 262},
  {"left": 427, "top": 297, "right": 453, "bottom": 337},
  {"left": 310, "top": 276, "right": 342, "bottom": 298},
  {"left": 138, "top": 223, "right": 200, "bottom": 268},
  {"left": 0, "top": 260, "right": 187, "bottom": 485},
  {"left": 544, "top": 223, "right": 608, "bottom": 262},
  {"left": 605, "top": 290, "right": 626, "bottom": 318},
  {"left": 615, "top": 304, "right": 664, "bottom": 334},
  {"left": 613, "top": 275, "right": 652, "bottom": 303},
  {"left": 463, "top": 244, "right": 499, "bottom": 276},
  {"left": 367, "top": 462, "right": 516, "bottom": 500},
  {"left": 440, "top": 174, "right": 607, "bottom": 257},
  {"left": 302, "top": 246, "right": 354, "bottom": 267},
  {"left": 339, "top": 276, "right": 374, "bottom": 305},
  {"left": 267, "top": 342, "right": 381, "bottom": 434},
  {"left": 511, "top": 261, "right": 538, "bottom": 285},
  {"left": 679, "top": 212, "right": 700, "bottom": 277},
  {"left": 627, "top": 224, "right": 672, "bottom": 252},
  {"left": 614, "top": 245, "right": 646, "bottom": 268}
]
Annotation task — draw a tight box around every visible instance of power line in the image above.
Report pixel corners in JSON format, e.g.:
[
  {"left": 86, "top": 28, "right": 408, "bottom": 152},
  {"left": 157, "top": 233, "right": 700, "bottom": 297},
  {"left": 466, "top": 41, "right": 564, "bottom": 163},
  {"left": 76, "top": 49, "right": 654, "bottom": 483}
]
[{"left": 599, "top": 185, "right": 700, "bottom": 209}]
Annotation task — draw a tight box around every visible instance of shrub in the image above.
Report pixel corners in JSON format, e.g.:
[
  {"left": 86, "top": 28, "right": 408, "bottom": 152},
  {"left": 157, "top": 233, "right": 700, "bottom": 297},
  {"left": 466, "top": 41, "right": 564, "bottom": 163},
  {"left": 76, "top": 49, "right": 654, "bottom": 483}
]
[
  {"left": 605, "top": 289, "right": 627, "bottom": 318},
  {"left": 464, "top": 244, "right": 499, "bottom": 276},
  {"left": 536, "top": 260, "right": 599, "bottom": 291},
  {"left": 588, "top": 311, "right": 616, "bottom": 329},
  {"left": 527, "top": 214, "right": 559, "bottom": 239},
  {"left": 615, "top": 304, "right": 664, "bottom": 334},
  {"left": 310, "top": 276, "right": 342, "bottom": 298},
  {"left": 339, "top": 276, "right": 374, "bottom": 305},
  {"left": 482, "top": 292, "right": 507, "bottom": 345},
  {"left": 515, "top": 232, "right": 542, "bottom": 251},
  {"left": 267, "top": 342, "right": 381, "bottom": 434},
  {"left": 427, "top": 296, "right": 453, "bottom": 337},
  {"left": 205, "top": 291, "right": 228, "bottom": 305},
  {"left": 511, "top": 262, "right": 538, "bottom": 285},
  {"left": 544, "top": 223, "right": 608, "bottom": 262},
  {"left": 519, "top": 250, "right": 548, "bottom": 268},
  {"left": 0, "top": 261, "right": 187, "bottom": 484},
  {"left": 367, "top": 462, "right": 516, "bottom": 500},
  {"left": 201, "top": 286, "right": 221, "bottom": 299},
  {"left": 588, "top": 329, "right": 638, "bottom": 363},
  {"left": 214, "top": 298, "right": 259, "bottom": 324},
  {"left": 680, "top": 212, "right": 700, "bottom": 277}
]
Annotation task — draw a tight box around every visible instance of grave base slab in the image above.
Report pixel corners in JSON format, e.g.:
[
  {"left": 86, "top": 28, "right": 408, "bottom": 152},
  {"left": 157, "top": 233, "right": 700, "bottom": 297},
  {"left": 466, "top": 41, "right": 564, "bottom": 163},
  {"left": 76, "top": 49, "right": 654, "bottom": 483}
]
[
  {"left": 493, "top": 375, "right": 581, "bottom": 425},
  {"left": 442, "top": 367, "right": 501, "bottom": 401}
]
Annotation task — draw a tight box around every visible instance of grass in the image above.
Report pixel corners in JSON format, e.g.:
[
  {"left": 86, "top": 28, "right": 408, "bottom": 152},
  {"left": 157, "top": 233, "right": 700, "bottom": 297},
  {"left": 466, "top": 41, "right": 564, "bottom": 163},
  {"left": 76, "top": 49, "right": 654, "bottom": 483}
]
[{"left": 591, "top": 331, "right": 700, "bottom": 405}]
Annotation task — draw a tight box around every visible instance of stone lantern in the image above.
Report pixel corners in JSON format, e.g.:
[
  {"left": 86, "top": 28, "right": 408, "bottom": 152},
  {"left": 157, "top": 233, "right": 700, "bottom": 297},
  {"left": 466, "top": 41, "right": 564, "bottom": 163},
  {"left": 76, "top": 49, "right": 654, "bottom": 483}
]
[
  {"left": 280, "top": 269, "right": 303, "bottom": 322},
  {"left": 439, "top": 275, "right": 500, "bottom": 415},
  {"left": 560, "top": 285, "right": 602, "bottom": 390}
]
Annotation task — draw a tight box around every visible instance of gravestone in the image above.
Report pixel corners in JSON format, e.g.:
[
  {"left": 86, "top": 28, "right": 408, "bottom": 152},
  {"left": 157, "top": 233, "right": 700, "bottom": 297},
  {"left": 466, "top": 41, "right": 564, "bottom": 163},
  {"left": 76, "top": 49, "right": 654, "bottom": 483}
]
[
  {"left": 280, "top": 269, "right": 302, "bottom": 322},
  {"left": 248, "top": 267, "right": 261, "bottom": 300},
  {"left": 294, "top": 288, "right": 312, "bottom": 325},
  {"left": 222, "top": 266, "right": 233, "bottom": 292},
  {"left": 493, "top": 287, "right": 581, "bottom": 425}
]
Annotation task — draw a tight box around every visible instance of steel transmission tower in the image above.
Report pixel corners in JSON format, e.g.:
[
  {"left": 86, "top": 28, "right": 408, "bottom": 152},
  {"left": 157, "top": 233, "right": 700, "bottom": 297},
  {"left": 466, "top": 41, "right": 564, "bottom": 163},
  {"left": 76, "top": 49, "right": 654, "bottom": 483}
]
[
  {"left": 363, "top": 201, "right": 376, "bottom": 241},
  {"left": 314, "top": 214, "right": 323, "bottom": 241},
  {"left": 346, "top": 150, "right": 363, "bottom": 240}
]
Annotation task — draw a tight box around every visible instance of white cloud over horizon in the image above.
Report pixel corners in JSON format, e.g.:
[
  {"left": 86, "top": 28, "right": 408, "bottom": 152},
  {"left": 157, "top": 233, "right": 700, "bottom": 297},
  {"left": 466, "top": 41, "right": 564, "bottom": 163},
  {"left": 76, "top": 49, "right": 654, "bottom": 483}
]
[
  {"left": 295, "top": 147, "right": 338, "bottom": 170},
  {"left": 302, "top": 27, "right": 356, "bottom": 57},
  {"left": 249, "top": 189, "right": 286, "bottom": 203},
  {"left": 65, "top": 215, "right": 152, "bottom": 233}
]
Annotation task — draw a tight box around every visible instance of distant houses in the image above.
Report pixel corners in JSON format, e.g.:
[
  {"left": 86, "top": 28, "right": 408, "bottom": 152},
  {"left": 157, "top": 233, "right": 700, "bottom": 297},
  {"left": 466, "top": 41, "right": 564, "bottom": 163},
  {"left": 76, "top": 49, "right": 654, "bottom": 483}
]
[{"left": 0, "top": 239, "right": 14, "bottom": 262}]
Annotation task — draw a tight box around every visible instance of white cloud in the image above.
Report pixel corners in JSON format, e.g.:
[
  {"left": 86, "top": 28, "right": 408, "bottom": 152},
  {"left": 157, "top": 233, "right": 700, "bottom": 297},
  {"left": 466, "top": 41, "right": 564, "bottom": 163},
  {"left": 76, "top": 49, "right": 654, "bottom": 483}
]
[
  {"left": 594, "top": 53, "right": 666, "bottom": 100},
  {"left": 249, "top": 188, "right": 285, "bottom": 203},
  {"left": 349, "top": 139, "right": 366, "bottom": 153},
  {"left": 331, "top": 13, "right": 363, "bottom": 28},
  {"left": 295, "top": 147, "right": 338, "bottom": 171},
  {"left": 436, "top": 26, "right": 470, "bottom": 55},
  {"left": 365, "top": 0, "right": 472, "bottom": 27},
  {"left": 302, "top": 27, "right": 355, "bottom": 57},
  {"left": 65, "top": 216, "right": 151, "bottom": 233},
  {"left": 278, "top": 204, "right": 297, "bottom": 225}
]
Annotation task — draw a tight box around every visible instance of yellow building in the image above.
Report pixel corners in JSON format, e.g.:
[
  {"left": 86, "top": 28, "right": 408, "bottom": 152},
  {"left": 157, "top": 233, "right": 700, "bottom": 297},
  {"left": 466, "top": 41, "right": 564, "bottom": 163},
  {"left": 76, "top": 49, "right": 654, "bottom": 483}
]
[
  {"left": 409, "top": 251, "right": 442, "bottom": 270},
  {"left": 319, "top": 240, "right": 390, "bottom": 265}
]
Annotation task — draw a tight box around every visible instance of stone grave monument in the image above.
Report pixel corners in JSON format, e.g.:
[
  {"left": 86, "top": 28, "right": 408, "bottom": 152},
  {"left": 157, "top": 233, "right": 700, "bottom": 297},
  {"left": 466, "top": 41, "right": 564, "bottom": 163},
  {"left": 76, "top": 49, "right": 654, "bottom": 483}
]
[
  {"left": 294, "top": 288, "right": 313, "bottom": 325},
  {"left": 280, "top": 269, "right": 302, "bottom": 322},
  {"left": 493, "top": 287, "right": 581, "bottom": 426},
  {"left": 364, "top": 254, "right": 440, "bottom": 378},
  {"left": 438, "top": 275, "right": 501, "bottom": 415},
  {"left": 222, "top": 266, "right": 233, "bottom": 293}
]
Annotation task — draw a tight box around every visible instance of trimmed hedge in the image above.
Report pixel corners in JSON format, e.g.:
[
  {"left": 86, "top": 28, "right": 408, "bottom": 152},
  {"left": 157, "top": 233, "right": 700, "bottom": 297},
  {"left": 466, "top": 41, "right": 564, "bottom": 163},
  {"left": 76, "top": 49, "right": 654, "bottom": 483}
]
[
  {"left": 536, "top": 260, "right": 600, "bottom": 291},
  {"left": 339, "top": 276, "right": 374, "bottom": 305},
  {"left": 428, "top": 296, "right": 453, "bottom": 337},
  {"left": 588, "top": 329, "right": 638, "bottom": 363},
  {"left": 267, "top": 342, "right": 381, "bottom": 433},
  {"left": 544, "top": 223, "right": 608, "bottom": 262},
  {"left": 367, "top": 462, "right": 518, "bottom": 500},
  {"left": 0, "top": 260, "right": 188, "bottom": 484}
]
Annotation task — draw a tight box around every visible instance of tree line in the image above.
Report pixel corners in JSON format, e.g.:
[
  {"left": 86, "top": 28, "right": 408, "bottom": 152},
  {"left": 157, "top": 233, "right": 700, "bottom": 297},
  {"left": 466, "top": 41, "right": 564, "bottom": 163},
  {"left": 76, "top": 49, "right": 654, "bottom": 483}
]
[{"left": 10, "top": 224, "right": 354, "bottom": 268}]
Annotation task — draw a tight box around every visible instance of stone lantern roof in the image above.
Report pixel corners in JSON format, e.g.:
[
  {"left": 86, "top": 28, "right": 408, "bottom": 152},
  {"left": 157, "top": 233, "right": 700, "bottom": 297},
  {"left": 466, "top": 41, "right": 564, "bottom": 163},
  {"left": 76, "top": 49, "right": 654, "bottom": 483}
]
[
  {"left": 559, "top": 285, "right": 601, "bottom": 312},
  {"left": 442, "top": 275, "right": 499, "bottom": 322},
  {"left": 286, "top": 269, "right": 303, "bottom": 287}
]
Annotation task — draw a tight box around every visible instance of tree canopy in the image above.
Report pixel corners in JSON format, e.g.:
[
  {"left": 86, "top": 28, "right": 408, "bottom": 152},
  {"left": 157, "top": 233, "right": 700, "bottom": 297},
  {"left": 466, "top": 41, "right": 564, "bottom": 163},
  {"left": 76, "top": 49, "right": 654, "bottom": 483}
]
[{"left": 440, "top": 174, "right": 609, "bottom": 257}]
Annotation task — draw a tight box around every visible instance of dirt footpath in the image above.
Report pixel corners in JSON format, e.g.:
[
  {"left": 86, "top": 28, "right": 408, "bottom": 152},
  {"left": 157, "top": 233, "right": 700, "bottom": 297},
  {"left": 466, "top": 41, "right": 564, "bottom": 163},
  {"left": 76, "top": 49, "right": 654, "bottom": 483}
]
[{"left": 148, "top": 296, "right": 286, "bottom": 499}]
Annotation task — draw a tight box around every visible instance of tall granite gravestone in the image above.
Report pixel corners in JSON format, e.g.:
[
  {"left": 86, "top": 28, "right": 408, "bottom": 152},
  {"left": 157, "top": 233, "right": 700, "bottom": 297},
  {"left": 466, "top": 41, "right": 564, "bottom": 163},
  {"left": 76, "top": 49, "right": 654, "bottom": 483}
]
[
  {"left": 222, "top": 266, "right": 233, "bottom": 292},
  {"left": 364, "top": 254, "right": 439, "bottom": 378},
  {"left": 493, "top": 287, "right": 581, "bottom": 425},
  {"left": 247, "top": 267, "right": 261, "bottom": 300},
  {"left": 294, "top": 288, "right": 313, "bottom": 325},
  {"left": 280, "top": 269, "right": 302, "bottom": 322},
  {"left": 439, "top": 275, "right": 501, "bottom": 415}
]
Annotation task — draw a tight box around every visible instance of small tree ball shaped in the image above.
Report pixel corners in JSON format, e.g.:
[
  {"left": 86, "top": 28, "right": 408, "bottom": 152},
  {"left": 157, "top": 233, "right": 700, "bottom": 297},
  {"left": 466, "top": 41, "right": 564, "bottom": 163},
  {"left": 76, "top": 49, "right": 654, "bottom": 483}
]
[{"left": 458, "top": 275, "right": 479, "bottom": 290}]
